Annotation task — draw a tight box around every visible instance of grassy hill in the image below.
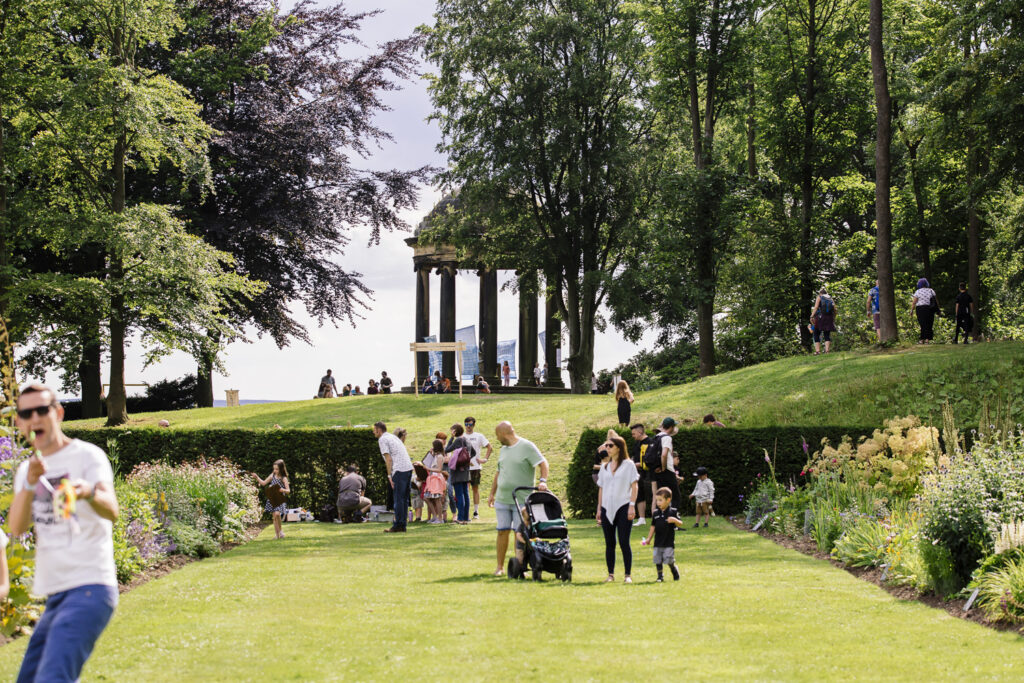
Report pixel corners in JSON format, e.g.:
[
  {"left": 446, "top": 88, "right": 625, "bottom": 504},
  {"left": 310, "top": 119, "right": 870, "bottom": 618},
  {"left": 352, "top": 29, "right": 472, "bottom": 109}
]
[{"left": 67, "top": 343, "right": 1024, "bottom": 491}]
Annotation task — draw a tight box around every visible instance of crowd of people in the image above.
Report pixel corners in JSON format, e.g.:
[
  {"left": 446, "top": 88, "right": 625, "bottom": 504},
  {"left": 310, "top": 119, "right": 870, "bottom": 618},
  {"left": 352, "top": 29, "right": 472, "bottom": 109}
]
[{"left": 316, "top": 369, "right": 394, "bottom": 398}]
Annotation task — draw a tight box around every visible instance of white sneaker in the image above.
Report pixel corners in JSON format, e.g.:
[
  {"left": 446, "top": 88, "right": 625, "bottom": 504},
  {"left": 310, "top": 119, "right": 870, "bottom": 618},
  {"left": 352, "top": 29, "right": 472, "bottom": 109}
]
[{"left": 633, "top": 517, "right": 645, "bottom": 526}]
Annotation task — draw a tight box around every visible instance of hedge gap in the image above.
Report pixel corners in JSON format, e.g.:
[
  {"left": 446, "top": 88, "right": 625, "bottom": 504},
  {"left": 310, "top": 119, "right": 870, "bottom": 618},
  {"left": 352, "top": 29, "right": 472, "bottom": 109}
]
[{"left": 567, "top": 425, "right": 877, "bottom": 518}]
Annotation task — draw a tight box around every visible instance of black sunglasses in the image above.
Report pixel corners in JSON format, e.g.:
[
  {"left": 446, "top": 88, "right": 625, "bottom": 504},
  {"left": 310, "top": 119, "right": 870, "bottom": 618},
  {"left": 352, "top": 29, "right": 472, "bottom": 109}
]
[
  {"left": 464, "top": 421, "right": 475, "bottom": 426},
  {"left": 17, "top": 404, "right": 55, "bottom": 420}
]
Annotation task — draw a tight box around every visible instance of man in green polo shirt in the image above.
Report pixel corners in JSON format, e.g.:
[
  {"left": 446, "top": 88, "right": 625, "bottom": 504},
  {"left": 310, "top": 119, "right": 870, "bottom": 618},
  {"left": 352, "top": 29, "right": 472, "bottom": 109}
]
[{"left": 488, "top": 421, "right": 549, "bottom": 576}]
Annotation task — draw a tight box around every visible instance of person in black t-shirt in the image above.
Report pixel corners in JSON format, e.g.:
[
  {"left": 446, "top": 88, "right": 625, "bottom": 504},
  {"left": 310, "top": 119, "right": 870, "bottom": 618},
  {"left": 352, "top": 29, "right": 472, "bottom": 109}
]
[
  {"left": 954, "top": 282, "right": 975, "bottom": 344},
  {"left": 642, "top": 487, "right": 684, "bottom": 582},
  {"left": 630, "top": 424, "right": 654, "bottom": 527}
]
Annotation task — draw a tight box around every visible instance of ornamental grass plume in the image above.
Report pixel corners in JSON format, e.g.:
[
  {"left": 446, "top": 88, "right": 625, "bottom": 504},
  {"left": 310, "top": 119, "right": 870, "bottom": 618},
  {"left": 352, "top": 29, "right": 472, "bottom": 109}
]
[{"left": 996, "top": 521, "right": 1024, "bottom": 555}]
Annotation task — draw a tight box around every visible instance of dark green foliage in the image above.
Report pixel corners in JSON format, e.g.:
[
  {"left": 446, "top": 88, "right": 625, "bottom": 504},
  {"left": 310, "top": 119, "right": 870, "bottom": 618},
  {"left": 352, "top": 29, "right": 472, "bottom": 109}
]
[
  {"left": 64, "top": 427, "right": 386, "bottom": 515},
  {"left": 567, "top": 425, "right": 875, "bottom": 518}
]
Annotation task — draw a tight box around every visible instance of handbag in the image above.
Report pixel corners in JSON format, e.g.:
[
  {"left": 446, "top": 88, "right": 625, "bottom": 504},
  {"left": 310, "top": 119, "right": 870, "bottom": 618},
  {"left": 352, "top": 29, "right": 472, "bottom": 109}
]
[{"left": 266, "top": 483, "right": 287, "bottom": 507}]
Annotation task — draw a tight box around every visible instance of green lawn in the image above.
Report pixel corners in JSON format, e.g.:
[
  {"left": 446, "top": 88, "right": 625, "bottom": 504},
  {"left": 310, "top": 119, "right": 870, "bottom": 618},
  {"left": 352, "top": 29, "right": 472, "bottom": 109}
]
[
  {"left": 1, "top": 518, "right": 1021, "bottom": 680},
  {"left": 65, "top": 342, "right": 1024, "bottom": 493}
]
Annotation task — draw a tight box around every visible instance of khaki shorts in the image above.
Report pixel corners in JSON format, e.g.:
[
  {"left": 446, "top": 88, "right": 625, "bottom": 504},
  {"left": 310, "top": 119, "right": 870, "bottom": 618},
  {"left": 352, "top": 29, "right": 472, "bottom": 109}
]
[{"left": 696, "top": 501, "right": 713, "bottom": 515}]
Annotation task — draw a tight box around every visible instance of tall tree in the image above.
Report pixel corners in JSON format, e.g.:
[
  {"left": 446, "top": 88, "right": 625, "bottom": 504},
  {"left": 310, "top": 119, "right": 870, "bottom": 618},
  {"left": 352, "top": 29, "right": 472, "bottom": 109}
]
[
  {"left": 7, "top": 0, "right": 261, "bottom": 424},
  {"left": 629, "top": 0, "right": 757, "bottom": 377},
  {"left": 869, "top": 0, "right": 898, "bottom": 341},
  {"left": 760, "top": 0, "right": 870, "bottom": 348},
  {"left": 424, "top": 0, "right": 660, "bottom": 392},
  {"left": 156, "top": 0, "right": 431, "bottom": 406}
]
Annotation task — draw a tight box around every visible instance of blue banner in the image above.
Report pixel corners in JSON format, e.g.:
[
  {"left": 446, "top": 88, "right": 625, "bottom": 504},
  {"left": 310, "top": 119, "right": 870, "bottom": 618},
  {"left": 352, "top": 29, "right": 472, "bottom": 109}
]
[
  {"left": 497, "top": 340, "right": 517, "bottom": 379},
  {"left": 456, "top": 325, "right": 479, "bottom": 381},
  {"left": 422, "top": 335, "right": 441, "bottom": 377}
]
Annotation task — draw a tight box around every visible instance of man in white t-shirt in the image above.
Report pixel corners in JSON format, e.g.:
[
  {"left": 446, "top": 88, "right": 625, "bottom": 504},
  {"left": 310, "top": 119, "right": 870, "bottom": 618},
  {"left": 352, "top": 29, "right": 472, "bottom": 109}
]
[
  {"left": 9, "top": 384, "right": 120, "bottom": 683},
  {"left": 654, "top": 417, "right": 682, "bottom": 508},
  {"left": 374, "top": 421, "right": 413, "bottom": 533},
  {"left": 463, "top": 416, "right": 494, "bottom": 520}
]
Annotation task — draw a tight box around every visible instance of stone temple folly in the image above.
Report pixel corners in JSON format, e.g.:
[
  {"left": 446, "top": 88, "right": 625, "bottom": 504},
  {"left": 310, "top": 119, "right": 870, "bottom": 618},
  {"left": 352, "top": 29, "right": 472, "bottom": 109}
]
[{"left": 404, "top": 196, "right": 568, "bottom": 394}]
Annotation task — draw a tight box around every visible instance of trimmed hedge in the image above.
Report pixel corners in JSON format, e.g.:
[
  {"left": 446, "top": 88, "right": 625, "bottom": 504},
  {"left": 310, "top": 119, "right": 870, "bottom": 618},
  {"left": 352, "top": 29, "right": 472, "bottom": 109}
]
[
  {"left": 567, "top": 426, "right": 877, "bottom": 518},
  {"left": 64, "top": 428, "right": 386, "bottom": 515}
]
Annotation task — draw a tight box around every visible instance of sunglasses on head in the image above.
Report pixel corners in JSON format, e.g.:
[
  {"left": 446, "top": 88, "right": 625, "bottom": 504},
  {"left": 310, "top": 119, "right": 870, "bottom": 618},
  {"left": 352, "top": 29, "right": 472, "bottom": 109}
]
[{"left": 17, "top": 404, "right": 54, "bottom": 420}]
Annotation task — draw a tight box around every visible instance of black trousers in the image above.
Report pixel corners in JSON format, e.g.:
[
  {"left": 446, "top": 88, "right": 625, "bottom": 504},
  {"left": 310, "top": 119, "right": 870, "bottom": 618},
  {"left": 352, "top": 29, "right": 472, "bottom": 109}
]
[
  {"left": 916, "top": 306, "right": 935, "bottom": 341},
  {"left": 655, "top": 470, "right": 682, "bottom": 509},
  {"left": 601, "top": 504, "right": 632, "bottom": 576},
  {"left": 954, "top": 316, "right": 973, "bottom": 343}
]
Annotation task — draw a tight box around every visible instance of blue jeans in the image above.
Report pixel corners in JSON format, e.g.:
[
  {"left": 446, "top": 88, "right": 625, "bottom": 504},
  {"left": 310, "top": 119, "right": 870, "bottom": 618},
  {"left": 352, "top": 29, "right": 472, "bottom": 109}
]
[
  {"left": 18, "top": 583, "right": 118, "bottom": 683},
  {"left": 453, "top": 481, "right": 470, "bottom": 522},
  {"left": 391, "top": 469, "right": 412, "bottom": 530}
]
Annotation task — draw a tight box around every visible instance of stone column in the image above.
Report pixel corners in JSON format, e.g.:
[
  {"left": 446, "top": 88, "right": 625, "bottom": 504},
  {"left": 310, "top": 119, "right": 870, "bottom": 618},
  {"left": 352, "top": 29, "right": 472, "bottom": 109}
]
[
  {"left": 478, "top": 268, "right": 498, "bottom": 382},
  {"left": 516, "top": 272, "right": 538, "bottom": 387},
  {"left": 414, "top": 265, "right": 431, "bottom": 380},
  {"left": 439, "top": 265, "right": 457, "bottom": 380},
  {"left": 544, "top": 292, "right": 564, "bottom": 388}
]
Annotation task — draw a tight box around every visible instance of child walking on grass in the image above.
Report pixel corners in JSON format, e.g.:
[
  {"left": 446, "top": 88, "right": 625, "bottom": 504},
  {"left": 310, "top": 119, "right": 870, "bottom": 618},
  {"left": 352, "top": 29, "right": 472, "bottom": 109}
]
[
  {"left": 689, "top": 466, "right": 714, "bottom": 527},
  {"left": 642, "top": 487, "right": 683, "bottom": 582}
]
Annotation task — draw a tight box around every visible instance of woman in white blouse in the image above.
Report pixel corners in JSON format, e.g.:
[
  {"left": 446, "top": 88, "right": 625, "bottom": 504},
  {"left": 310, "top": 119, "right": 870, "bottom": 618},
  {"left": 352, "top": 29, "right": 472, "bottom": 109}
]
[
  {"left": 596, "top": 433, "right": 639, "bottom": 584},
  {"left": 911, "top": 277, "right": 939, "bottom": 343}
]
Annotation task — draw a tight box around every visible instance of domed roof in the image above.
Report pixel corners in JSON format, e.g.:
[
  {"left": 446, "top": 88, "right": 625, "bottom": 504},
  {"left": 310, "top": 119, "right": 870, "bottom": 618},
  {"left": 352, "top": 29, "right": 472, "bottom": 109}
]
[{"left": 414, "top": 194, "right": 461, "bottom": 237}]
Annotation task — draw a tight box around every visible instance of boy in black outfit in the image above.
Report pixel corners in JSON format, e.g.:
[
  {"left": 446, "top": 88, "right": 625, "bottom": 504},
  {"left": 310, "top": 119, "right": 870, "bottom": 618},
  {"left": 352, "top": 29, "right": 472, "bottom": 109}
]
[
  {"left": 642, "top": 487, "right": 684, "bottom": 582},
  {"left": 954, "top": 282, "right": 975, "bottom": 344}
]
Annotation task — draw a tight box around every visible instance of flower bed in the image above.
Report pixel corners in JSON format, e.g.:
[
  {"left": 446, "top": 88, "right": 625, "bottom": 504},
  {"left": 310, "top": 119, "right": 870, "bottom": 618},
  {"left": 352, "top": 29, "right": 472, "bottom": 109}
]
[
  {"left": 0, "top": 435, "right": 263, "bottom": 637},
  {"left": 741, "top": 410, "right": 1024, "bottom": 632}
]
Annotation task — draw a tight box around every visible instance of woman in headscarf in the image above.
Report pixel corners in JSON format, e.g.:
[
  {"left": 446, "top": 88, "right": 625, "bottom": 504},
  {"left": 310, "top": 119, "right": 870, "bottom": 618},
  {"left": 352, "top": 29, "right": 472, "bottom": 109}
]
[{"left": 911, "top": 278, "right": 939, "bottom": 343}]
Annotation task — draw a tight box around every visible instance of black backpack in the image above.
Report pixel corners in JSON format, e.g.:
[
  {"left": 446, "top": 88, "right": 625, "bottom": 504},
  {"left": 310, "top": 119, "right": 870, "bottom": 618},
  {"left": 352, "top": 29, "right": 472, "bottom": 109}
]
[{"left": 643, "top": 434, "right": 665, "bottom": 472}]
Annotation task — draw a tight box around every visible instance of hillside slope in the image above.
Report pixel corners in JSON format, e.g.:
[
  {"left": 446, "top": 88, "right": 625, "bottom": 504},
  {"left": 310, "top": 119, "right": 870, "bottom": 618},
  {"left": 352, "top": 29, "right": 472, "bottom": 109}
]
[{"left": 68, "top": 343, "right": 1024, "bottom": 467}]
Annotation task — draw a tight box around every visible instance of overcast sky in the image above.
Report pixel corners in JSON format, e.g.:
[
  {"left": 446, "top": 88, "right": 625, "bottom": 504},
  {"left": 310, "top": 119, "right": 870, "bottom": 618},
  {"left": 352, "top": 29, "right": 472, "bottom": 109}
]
[{"left": 44, "top": 1, "right": 656, "bottom": 401}]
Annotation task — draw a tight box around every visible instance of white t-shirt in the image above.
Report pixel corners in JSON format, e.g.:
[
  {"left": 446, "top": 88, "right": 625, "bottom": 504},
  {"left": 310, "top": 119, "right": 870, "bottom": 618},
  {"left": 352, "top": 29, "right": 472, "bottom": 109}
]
[
  {"left": 14, "top": 439, "right": 116, "bottom": 596},
  {"left": 534, "top": 366, "right": 542, "bottom": 379},
  {"left": 464, "top": 431, "right": 490, "bottom": 471},
  {"left": 378, "top": 432, "right": 413, "bottom": 473},
  {"left": 597, "top": 459, "right": 639, "bottom": 515},
  {"left": 657, "top": 432, "right": 675, "bottom": 472},
  {"left": 913, "top": 288, "right": 936, "bottom": 307}
]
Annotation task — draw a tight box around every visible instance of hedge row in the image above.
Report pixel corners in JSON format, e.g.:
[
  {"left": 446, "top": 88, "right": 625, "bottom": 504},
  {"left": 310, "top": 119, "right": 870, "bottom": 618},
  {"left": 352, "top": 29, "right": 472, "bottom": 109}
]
[
  {"left": 64, "top": 428, "right": 386, "bottom": 514},
  {"left": 566, "top": 426, "right": 877, "bottom": 518}
]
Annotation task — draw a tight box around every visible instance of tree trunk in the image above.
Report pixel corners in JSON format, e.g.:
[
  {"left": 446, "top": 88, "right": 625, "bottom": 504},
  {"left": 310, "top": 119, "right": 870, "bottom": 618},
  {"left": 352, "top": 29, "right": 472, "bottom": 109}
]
[
  {"left": 798, "top": 2, "right": 818, "bottom": 350},
  {"left": 78, "top": 320, "right": 103, "bottom": 418},
  {"left": 561, "top": 275, "right": 596, "bottom": 394},
  {"left": 747, "top": 81, "right": 757, "bottom": 178},
  {"left": 966, "top": 146, "right": 982, "bottom": 340},
  {"left": 196, "top": 360, "right": 214, "bottom": 408},
  {"left": 105, "top": 133, "right": 129, "bottom": 426},
  {"left": 870, "top": 0, "right": 898, "bottom": 343}
]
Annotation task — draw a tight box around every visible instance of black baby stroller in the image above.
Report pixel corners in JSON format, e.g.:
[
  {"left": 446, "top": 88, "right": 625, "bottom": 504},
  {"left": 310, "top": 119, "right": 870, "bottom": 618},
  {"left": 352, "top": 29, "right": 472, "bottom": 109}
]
[{"left": 507, "top": 487, "right": 572, "bottom": 582}]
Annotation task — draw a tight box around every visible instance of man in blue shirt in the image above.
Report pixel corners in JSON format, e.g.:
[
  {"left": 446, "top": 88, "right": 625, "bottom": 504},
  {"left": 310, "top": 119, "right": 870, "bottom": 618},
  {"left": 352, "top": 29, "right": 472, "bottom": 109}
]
[{"left": 866, "top": 280, "right": 881, "bottom": 342}]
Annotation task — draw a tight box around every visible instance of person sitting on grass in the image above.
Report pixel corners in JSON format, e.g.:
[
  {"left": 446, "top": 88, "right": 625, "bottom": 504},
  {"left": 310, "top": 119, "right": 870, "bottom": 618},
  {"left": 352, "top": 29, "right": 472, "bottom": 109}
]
[
  {"left": 255, "top": 459, "right": 290, "bottom": 539},
  {"left": 642, "top": 487, "right": 683, "bottom": 582},
  {"left": 702, "top": 414, "right": 725, "bottom": 428},
  {"left": 689, "top": 466, "right": 715, "bottom": 527},
  {"left": 352, "top": 385, "right": 363, "bottom": 396},
  {"left": 337, "top": 465, "right": 371, "bottom": 521}
]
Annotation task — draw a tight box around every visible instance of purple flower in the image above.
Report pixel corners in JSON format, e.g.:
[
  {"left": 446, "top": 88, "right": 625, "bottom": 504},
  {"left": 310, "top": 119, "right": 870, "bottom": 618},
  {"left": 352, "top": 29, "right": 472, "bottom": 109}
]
[
  {"left": 802, "top": 438, "right": 809, "bottom": 455},
  {"left": 765, "top": 453, "right": 772, "bottom": 464}
]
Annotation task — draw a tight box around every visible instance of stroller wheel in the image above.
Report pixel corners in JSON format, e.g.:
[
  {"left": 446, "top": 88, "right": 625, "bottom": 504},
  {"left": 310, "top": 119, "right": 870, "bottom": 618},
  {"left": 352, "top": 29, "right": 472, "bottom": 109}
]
[
  {"left": 560, "top": 558, "right": 572, "bottom": 582},
  {"left": 532, "top": 565, "right": 543, "bottom": 582},
  {"left": 508, "top": 557, "right": 521, "bottom": 579}
]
